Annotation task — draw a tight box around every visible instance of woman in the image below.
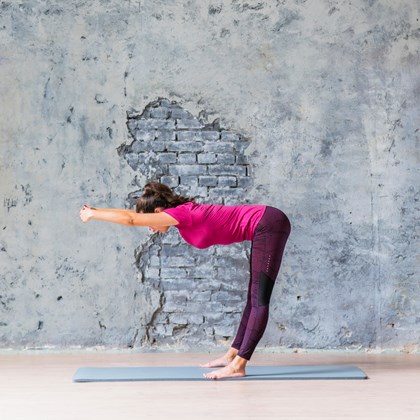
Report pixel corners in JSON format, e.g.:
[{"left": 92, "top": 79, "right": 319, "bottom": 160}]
[{"left": 79, "top": 182, "right": 291, "bottom": 379}]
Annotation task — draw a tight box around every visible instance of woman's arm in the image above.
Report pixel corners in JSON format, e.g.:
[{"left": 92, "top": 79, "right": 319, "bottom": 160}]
[
  {"left": 86, "top": 207, "right": 136, "bottom": 214},
  {"left": 79, "top": 205, "right": 178, "bottom": 227}
]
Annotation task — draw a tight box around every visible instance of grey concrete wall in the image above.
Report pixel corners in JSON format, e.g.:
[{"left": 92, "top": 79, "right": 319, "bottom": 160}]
[{"left": 0, "top": 1, "right": 418, "bottom": 352}]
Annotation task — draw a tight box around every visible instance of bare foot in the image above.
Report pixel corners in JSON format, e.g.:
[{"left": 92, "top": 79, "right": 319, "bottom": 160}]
[
  {"left": 200, "top": 348, "right": 238, "bottom": 368},
  {"left": 203, "top": 362, "right": 246, "bottom": 380},
  {"left": 200, "top": 355, "right": 233, "bottom": 368}
]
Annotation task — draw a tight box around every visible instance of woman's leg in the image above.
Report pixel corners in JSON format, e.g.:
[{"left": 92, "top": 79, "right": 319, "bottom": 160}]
[
  {"left": 230, "top": 245, "right": 253, "bottom": 351},
  {"left": 236, "top": 208, "right": 291, "bottom": 360},
  {"left": 203, "top": 207, "right": 291, "bottom": 378},
  {"left": 200, "top": 249, "right": 253, "bottom": 368},
  {"left": 200, "top": 282, "right": 252, "bottom": 368}
]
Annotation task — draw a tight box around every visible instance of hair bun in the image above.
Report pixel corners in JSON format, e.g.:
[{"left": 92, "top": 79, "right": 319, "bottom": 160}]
[
  {"left": 143, "top": 185, "right": 155, "bottom": 196},
  {"left": 136, "top": 181, "right": 194, "bottom": 214}
]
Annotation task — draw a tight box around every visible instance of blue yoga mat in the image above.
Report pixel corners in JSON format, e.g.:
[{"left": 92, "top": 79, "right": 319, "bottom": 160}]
[{"left": 73, "top": 365, "right": 368, "bottom": 382}]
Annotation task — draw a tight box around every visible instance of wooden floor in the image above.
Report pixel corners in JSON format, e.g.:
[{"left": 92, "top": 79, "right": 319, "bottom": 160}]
[{"left": 1, "top": 351, "right": 419, "bottom": 419}]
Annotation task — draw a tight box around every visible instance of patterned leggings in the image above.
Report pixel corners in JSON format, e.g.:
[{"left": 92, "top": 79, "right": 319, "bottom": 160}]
[{"left": 231, "top": 206, "right": 291, "bottom": 360}]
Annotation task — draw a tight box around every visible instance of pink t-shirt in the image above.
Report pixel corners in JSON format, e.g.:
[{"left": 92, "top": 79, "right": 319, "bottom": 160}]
[{"left": 163, "top": 202, "right": 266, "bottom": 249}]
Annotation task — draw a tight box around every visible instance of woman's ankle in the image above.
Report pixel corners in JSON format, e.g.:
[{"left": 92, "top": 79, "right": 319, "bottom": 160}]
[
  {"left": 226, "top": 347, "right": 239, "bottom": 359},
  {"left": 231, "top": 355, "right": 248, "bottom": 370}
]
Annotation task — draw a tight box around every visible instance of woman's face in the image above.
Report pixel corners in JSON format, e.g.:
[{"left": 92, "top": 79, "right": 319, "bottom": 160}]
[
  {"left": 149, "top": 225, "right": 169, "bottom": 233},
  {"left": 148, "top": 207, "right": 169, "bottom": 234}
]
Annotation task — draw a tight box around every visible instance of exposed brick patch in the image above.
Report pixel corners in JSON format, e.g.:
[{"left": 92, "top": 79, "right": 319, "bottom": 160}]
[{"left": 118, "top": 98, "right": 253, "bottom": 349}]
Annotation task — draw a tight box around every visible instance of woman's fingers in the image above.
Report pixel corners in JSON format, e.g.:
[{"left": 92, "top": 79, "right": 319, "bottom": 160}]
[
  {"left": 80, "top": 205, "right": 96, "bottom": 222},
  {"left": 80, "top": 206, "right": 90, "bottom": 222}
]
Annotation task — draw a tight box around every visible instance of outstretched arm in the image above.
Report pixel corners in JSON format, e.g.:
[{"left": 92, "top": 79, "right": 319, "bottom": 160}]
[{"left": 79, "top": 205, "right": 178, "bottom": 227}]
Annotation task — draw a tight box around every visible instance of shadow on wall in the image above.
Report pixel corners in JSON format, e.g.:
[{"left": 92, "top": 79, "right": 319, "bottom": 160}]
[{"left": 117, "top": 98, "right": 255, "bottom": 349}]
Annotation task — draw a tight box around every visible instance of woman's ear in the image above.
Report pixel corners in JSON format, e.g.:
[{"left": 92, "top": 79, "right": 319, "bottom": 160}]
[{"left": 154, "top": 207, "right": 162, "bottom": 213}]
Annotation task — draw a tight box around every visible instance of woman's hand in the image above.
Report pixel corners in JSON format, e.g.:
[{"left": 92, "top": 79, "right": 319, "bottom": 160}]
[{"left": 79, "top": 205, "right": 95, "bottom": 223}]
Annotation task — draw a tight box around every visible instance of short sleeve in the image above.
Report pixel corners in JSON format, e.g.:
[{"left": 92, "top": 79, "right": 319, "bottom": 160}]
[{"left": 163, "top": 203, "right": 193, "bottom": 227}]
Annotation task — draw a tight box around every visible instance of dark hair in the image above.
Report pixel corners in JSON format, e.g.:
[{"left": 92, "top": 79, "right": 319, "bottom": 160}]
[{"left": 136, "top": 182, "right": 194, "bottom": 213}]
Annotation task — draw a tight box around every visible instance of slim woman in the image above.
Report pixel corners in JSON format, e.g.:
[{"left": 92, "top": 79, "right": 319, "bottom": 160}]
[{"left": 79, "top": 182, "right": 291, "bottom": 379}]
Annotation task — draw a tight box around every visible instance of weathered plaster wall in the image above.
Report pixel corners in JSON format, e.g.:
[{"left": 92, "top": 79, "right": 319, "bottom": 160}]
[{"left": 0, "top": 1, "right": 418, "bottom": 352}]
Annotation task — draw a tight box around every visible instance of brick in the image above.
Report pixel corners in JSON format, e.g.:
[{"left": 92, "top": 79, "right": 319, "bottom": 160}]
[
  {"left": 169, "top": 314, "right": 189, "bottom": 325},
  {"left": 161, "top": 233, "right": 181, "bottom": 245},
  {"left": 186, "top": 314, "right": 205, "bottom": 324},
  {"left": 130, "top": 140, "right": 143, "bottom": 153},
  {"left": 160, "top": 176, "right": 179, "bottom": 188},
  {"left": 144, "top": 267, "right": 160, "bottom": 278},
  {"left": 212, "top": 291, "right": 243, "bottom": 302},
  {"left": 234, "top": 142, "right": 249, "bottom": 153},
  {"left": 177, "top": 153, "right": 197, "bottom": 164},
  {"left": 133, "top": 129, "right": 156, "bottom": 141},
  {"left": 163, "top": 301, "right": 186, "bottom": 312},
  {"left": 125, "top": 153, "right": 139, "bottom": 170},
  {"left": 144, "top": 152, "right": 160, "bottom": 163},
  {"left": 220, "top": 315, "right": 243, "bottom": 327},
  {"left": 201, "top": 131, "right": 220, "bottom": 141},
  {"left": 203, "top": 142, "right": 234, "bottom": 153},
  {"left": 170, "top": 106, "right": 194, "bottom": 119},
  {"left": 237, "top": 176, "right": 252, "bottom": 188},
  {"left": 169, "top": 165, "right": 207, "bottom": 176},
  {"left": 198, "top": 176, "right": 218, "bottom": 187},
  {"left": 130, "top": 140, "right": 167, "bottom": 152},
  {"left": 160, "top": 267, "right": 187, "bottom": 279},
  {"left": 134, "top": 128, "right": 156, "bottom": 141},
  {"left": 127, "top": 118, "right": 138, "bottom": 133},
  {"left": 176, "top": 131, "right": 202, "bottom": 141},
  {"left": 127, "top": 106, "right": 144, "bottom": 117},
  {"left": 213, "top": 255, "right": 247, "bottom": 269},
  {"left": 158, "top": 153, "right": 177, "bottom": 164},
  {"left": 213, "top": 325, "right": 235, "bottom": 337},
  {"left": 150, "top": 107, "right": 171, "bottom": 119},
  {"left": 235, "top": 154, "right": 249, "bottom": 164},
  {"left": 186, "top": 302, "right": 215, "bottom": 313},
  {"left": 149, "top": 164, "right": 167, "bottom": 178},
  {"left": 208, "top": 188, "right": 243, "bottom": 198},
  {"left": 164, "top": 290, "right": 189, "bottom": 301},
  {"left": 155, "top": 130, "right": 176, "bottom": 141},
  {"left": 162, "top": 244, "right": 186, "bottom": 256},
  {"left": 221, "top": 131, "right": 242, "bottom": 141},
  {"left": 180, "top": 176, "right": 198, "bottom": 187},
  {"left": 197, "top": 153, "right": 217, "bottom": 164},
  {"left": 217, "top": 154, "right": 235, "bottom": 164},
  {"left": 207, "top": 165, "right": 246, "bottom": 176},
  {"left": 208, "top": 196, "right": 224, "bottom": 204},
  {"left": 161, "top": 255, "right": 195, "bottom": 267},
  {"left": 180, "top": 185, "right": 208, "bottom": 198},
  {"left": 188, "top": 291, "right": 212, "bottom": 302},
  {"left": 153, "top": 324, "right": 171, "bottom": 336},
  {"left": 176, "top": 119, "right": 204, "bottom": 129},
  {"left": 186, "top": 266, "right": 214, "bottom": 279},
  {"left": 166, "top": 142, "right": 203, "bottom": 152},
  {"left": 157, "top": 98, "right": 172, "bottom": 107},
  {"left": 204, "top": 313, "right": 225, "bottom": 323},
  {"left": 149, "top": 255, "right": 161, "bottom": 267},
  {"left": 218, "top": 176, "right": 237, "bottom": 187},
  {"left": 160, "top": 279, "right": 192, "bottom": 291},
  {"left": 204, "top": 327, "right": 215, "bottom": 336},
  {"left": 136, "top": 119, "right": 175, "bottom": 130}
]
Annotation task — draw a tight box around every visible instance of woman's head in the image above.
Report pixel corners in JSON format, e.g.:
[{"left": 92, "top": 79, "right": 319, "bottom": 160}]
[{"left": 136, "top": 182, "right": 193, "bottom": 213}]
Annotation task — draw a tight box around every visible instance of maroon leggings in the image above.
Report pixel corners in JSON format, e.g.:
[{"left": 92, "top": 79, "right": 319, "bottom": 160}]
[{"left": 231, "top": 206, "right": 291, "bottom": 360}]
